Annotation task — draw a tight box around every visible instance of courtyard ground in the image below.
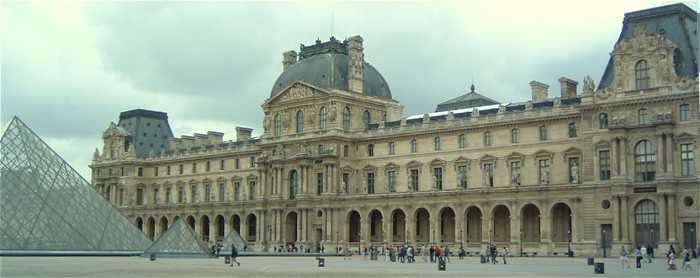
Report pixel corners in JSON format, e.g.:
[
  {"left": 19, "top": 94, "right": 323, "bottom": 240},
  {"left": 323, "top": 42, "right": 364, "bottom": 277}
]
[{"left": 1, "top": 255, "right": 698, "bottom": 277}]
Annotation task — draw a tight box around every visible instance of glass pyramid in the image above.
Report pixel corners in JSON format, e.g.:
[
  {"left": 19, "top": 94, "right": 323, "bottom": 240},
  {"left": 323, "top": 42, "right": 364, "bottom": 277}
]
[
  {"left": 0, "top": 117, "right": 151, "bottom": 252},
  {"left": 220, "top": 228, "right": 247, "bottom": 253},
  {"left": 143, "top": 218, "right": 211, "bottom": 257}
]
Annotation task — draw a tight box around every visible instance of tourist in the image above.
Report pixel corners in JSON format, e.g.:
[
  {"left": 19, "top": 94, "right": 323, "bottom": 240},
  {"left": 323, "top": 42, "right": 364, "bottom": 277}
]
[
  {"left": 667, "top": 251, "right": 676, "bottom": 270},
  {"left": 230, "top": 244, "right": 240, "bottom": 267},
  {"left": 485, "top": 245, "right": 491, "bottom": 263},
  {"left": 444, "top": 246, "right": 450, "bottom": 263},
  {"left": 634, "top": 246, "right": 642, "bottom": 268},
  {"left": 429, "top": 245, "right": 435, "bottom": 263},
  {"left": 491, "top": 245, "right": 498, "bottom": 264},
  {"left": 646, "top": 245, "right": 653, "bottom": 263},
  {"left": 434, "top": 245, "right": 442, "bottom": 264},
  {"left": 640, "top": 245, "right": 647, "bottom": 264},
  {"left": 680, "top": 248, "right": 692, "bottom": 271},
  {"left": 620, "top": 246, "right": 630, "bottom": 268},
  {"left": 502, "top": 247, "right": 509, "bottom": 265},
  {"left": 458, "top": 246, "right": 465, "bottom": 260},
  {"left": 407, "top": 246, "right": 414, "bottom": 263}
]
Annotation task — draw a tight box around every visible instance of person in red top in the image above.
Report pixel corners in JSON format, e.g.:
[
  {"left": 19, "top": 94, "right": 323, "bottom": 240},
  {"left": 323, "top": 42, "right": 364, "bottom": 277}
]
[{"left": 434, "top": 245, "right": 442, "bottom": 263}]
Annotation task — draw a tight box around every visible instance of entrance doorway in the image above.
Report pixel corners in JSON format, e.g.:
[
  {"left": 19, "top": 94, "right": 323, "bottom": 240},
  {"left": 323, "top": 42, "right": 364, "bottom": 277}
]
[
  {"left": 314, "top": 228, "right": 323, "bottom": 252},
  {"left": 634, "top": 199, "right": 659, "bottom": 248},
  {"left": 600, "top": 224, "right": 612, "bottom": 257},
  {"left": 683, "top": 222, "right": 696, "bottom": 252}
]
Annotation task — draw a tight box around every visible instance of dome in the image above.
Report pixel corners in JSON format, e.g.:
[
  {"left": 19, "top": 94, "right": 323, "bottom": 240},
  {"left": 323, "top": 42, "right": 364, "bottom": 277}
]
[{"left": 270, "top": 53, "right": 392, "bottom": 100}]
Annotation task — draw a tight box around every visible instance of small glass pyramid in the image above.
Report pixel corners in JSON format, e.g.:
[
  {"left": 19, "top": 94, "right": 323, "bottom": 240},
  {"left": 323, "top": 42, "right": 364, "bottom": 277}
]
[
  {"left": 143, "top": 218, "right": 211, "bottom": 257},
  {"left": 0, "top": 117, "right": 151, "bottom": 252},
  {"left": 220, "top": 228, "right": 247, "bottom": 253}
]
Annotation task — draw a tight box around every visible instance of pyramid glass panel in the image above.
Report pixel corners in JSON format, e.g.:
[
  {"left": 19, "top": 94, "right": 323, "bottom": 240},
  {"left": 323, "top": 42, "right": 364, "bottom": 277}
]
[
  {"left": 0, "top": 117, "right": 151, "bottom": 252},
  {"left": 220, "top": 228, "right": 247, "bottom": 253},
  {"left": 143, "top": 218, "right": 211, "bottom": 257}
]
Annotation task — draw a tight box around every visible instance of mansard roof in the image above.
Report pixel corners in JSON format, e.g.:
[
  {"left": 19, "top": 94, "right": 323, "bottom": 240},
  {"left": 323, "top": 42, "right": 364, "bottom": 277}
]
[{"left": 435, "top": 84, "right": 500, "bottom": 112}]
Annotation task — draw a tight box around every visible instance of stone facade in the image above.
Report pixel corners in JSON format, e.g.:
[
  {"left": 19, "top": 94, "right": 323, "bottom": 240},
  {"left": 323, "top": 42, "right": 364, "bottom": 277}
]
[{"left": 91, "top": 6, "right": 699, "bottom": 257}]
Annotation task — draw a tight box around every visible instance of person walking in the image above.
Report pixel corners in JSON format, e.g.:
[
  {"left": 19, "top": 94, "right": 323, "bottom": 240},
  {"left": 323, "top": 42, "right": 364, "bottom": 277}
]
[
  {"left": 444, "top": 246, "right": 450, "bottom": 263},
  {"left": 459, "top": 246, "right": 465, "bottom": 260},
  {"left": 485, "top": 245, "right": 491, "bottom": 263},
  {"left": 434, "top": 245, "right": 442, "bottom": 264},
  {"left": 634, "top": 247, "right": 642, "bottom": 268},
  {"left": 667, "top": 251, "right": 677, "bottom": 270},
  {"left": 620, "top": 246, "right": 630, "bottom": 268},
  {"left": 502, "top": 247, "right": 509, "bottom": 265},
  {"left": 429, "top": 245, "right": 435, "bottom": 263},
  {"left": 640, "top": 245, "right": 648, "bottom": 264},
  {"left": 491, "top": 245, "right": 498, "bottom": 264},
  {"left": 681, "top": 248, "right": 692, "bottom": 271},
  {"left": 230, "top": 244, "right": 240, "bottom": 267}
]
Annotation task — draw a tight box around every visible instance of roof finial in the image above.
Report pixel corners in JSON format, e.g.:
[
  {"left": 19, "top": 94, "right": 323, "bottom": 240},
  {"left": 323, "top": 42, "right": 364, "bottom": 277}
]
[{"left": 470, "top": 83, "right": 475, "bottom": 93}]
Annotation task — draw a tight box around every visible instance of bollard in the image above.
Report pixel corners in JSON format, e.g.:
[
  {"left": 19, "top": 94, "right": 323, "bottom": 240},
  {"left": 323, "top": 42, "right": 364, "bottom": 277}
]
[
  {"left": 225, "top": 256, "right": 231, "bottom": 264},
  {"left": 587, "top": 257, "right": 594, "bottom": 265},
  {"left": 317, "top": 257, "right": 325, "bottom": 267},
  {"left": 438, "top": 258, "right": 446, "bottom": 271},
  {"left": 594, "top": 262, "right": 604, "bottom": 274},
  {"left": 150, "top": 254, "right": 156, "bottom": 261}
]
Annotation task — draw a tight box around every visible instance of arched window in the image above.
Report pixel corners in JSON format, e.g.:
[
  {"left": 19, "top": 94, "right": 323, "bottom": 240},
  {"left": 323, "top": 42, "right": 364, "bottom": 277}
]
[
  {"left": 638, "top": 108, "right": 648, "bottom": 125},
  {"left": 511, "top": 128, "right": 520, "bottom": 144},
  {"left": 635, "top": 140, "right": 656, "bottom": 182},
  {"left": 434, "top": 136, "right": 441, "bottom": 151},
  {"left": 319, "top": 106, "right": 328, "bottom": 129},
  {"left": 410, "top": 139, "right": 417, "bottom": 153},
  {"left": 679, "top": 104, "right": 689, "bottom": 121},
  {"left": 599, "top": 113, "right": 608, "bottom": 129},
  {"left": 273, "top": 113, "right": 281, "bottom": 136},
  {"left": 483, "top": 131, "right": 492, "bottom": 146},
  {"left": 635, "top": 60, "right": 649, "bottom": 89},
  {"left": 342, "top": 106, "right": 351, "bottom": 130},
  {"left": 458, "top": 134, "right": 465, "bottom": 149},
  {"left": 295, "top": 110, "right": 304, "bottom": 133},
  {"left": 568, "top": 122, "right": 577, "bottom": 138},
  {"left": 363, "top": 110, "right": 371, "bottom": 129}
]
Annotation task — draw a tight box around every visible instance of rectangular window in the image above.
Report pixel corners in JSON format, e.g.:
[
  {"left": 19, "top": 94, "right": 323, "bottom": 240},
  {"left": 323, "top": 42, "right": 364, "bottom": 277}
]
[
  {"left": 457, "top": 165, "right": 468, "bottom": 189},
  {"left": 511, "top": 129, "right": 520, "bottom": 144},
  {"left": 681, "top": 143, "right": 694, "bottom": 176},
  {"left": 218, "top": 183, "right": 225, "bottom": 201},
  {"left": 484, "top": 163, "right": 494, "bottom": 187},
  {"left": 136, "top": 188, "right": 144, "bottom": 205},
  {"left": 137, "top": 167, "right": 143, "bottom": 177},
  {"left": 234, "top": 182, "right": 240, "bottom": 201},
  {"left": 153, "top": 188, "right": 159, "bottom": 204},
  {"left": 367, "top": 173, "right": 375, "bottom": 194},
  {"left": 317, "top": 173, "right": 324, "bottom": 195},
  {"left": 388, "top": 142, "right": 395, "bottom": 155},
  {"left": 165, "top": 188, "right": 172, "bottom": 204},
  {"left": 434, "top": 167, "right": 443, "bottom": 190},
  {"left": 599, "top": 150, "right": 611, "bottom": 181},
  {"left": 179, "top": 164, "right": 183, "bottom": 174},
  {"left": 220, "top": 160, "right": 225, "bottom": 170},
  {"left": 206, "top": 161, "right": 211, "bottom": 172},
  {"left": 119, "top": 188, "right": 125, "bottom": 206},
  {"left": 387, "top": 170, "right": 396, "bottom": 192},
  {"left": 343, "top": 145, "right": 349, "bottom": 158},
  {"left": 510, "top": 161, "right": 521, "bottom": 186},
  {"left": 250, "top": 156, "right": 255, "bottom": 168},
  {"left": 235, "top": 158, "right": 240, "bottom": 169},
  {"left": 368, "top": 144, "right": 374, "bottom": 157},
  {"left": 680, "top": 104, "right": 689, "bottom": 121},
  {"left": 167, "top": 165, "right": 171, "bottom": 175},
  {"left": 154, "top": 167, "right": 159, "bottom": 177},
  {"left": 178, "top": 186, "right": 185, "bottom": 203},
  {"left": 191, "top": 185, "right": 198, "bottom": 203},
  {"left": 205, "top": 184, "right": 211, "bottom": 202},
  {"left": 410, "top": 169, "right": 419, "bottom": 191},
  {"left": 539, "top": 126, "right": 548, "bottom": 141},
  {"left": 192, "top": 163, "right": 197, "bottom": 174},
  {"left": 458, "top": 134, "right": 466, "bottom": 149},
  {"left": 539, "top": 159, "right": 550, "bottom": 184},
  {"left": 343, "top": 173, "right": 349, "bottom": 194},
  {"left": 249, "top": 181, "right": 256, "bottom": 200}
]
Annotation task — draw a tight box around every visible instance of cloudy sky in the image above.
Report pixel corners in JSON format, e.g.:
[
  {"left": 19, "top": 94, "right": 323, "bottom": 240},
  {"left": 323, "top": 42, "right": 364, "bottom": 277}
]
[{"left": 2, "top": 0, "right": 697, "bottom": 178}]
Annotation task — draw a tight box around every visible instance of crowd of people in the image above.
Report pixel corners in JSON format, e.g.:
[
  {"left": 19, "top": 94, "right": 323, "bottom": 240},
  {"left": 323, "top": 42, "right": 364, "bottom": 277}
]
[{"left": 619, "top": 244, "right": 696, "bottom": 272}]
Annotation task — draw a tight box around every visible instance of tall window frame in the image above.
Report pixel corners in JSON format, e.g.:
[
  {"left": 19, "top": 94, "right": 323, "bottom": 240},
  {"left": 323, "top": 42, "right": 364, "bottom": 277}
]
[
  {"left": 319, "top": 106, "right": 328, "bottom": 129},
  {"left": 342, "top": 106, "right": 351, "bottom": 130},
  {"left": 511, "top": 128, "right": 520, "bottom": 144},
  {"left": 634, "top": 140, "right": 656, "bottom": 182},
  {"left": 635, "top": 60, "right": 650, "bottom": 90},
  {"left": 434, "top": 136, "right": 441, "bottom": 151},
  {"left": 599, "top": 113, "right": 608, "bottom": 129},
  {"left": 484, "top": 131, "right": 492, "bottom": 146},
  {"left": 273, "top": 113, "right": 282, "bottom": 136},
  {"left": 296, "top": 110, "right": 304, "bottom": 133},
  {"left": 681, "top": 143, "right": 694, "bottom": 176},
  {"left": 679, "top": 104, "right": 689, "bottom": 122}
]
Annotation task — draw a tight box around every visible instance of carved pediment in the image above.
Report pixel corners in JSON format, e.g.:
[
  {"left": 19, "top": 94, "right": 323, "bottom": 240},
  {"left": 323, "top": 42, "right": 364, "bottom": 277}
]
[
  {"left": 406, "top": 160, "right": 422, "bottom": 169},
  {"left": 384, "top": 162, "right": 399, "bottom": 171},
  {"left": 363, "top": 164, "right": 377, "bottom": 172},
  {"left": 265, "top": 82, "right": 328, "bottom": 105},
  {"left": 534, "top": 150, "right": 554, "bottom": 159},
  {"left": 595, "top": 139, "right": 612, "bottom": 149},
  {"left": 429, "top": 158, "right": 446, "bottom": 167}
]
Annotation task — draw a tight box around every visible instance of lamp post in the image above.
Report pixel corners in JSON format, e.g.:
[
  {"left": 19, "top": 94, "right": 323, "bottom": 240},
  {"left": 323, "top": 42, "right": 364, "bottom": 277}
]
[
  {"left": 336, "top": 231, "right": 339, "bottom": 254},
  {"left": 602, "top": 229, "right": 607, "bottom": 258},
  {"left": 520, "top": 229, "right": 524, "bottom": 257},
  {"left": 460, "top": 229, "right": 463, "bottom": 248}
]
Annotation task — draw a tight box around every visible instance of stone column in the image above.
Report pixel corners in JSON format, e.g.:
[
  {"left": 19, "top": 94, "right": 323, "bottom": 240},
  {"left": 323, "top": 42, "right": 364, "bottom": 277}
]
[
  {"left": 620, "top": 138, "right": 628, "bottom": 178},
  {"left": 456, "top": 206, "right": 465, "bottom": 245},
  {"left": 510, "top": 214, "right": 520, "bottom": 254},
  {"left": 658, "top": 194, "right": 667, "bottom": 242},
  {"left": 382, "top": 214, "right": 390, "bottom": 243},
  {"left": 620, "top": 196, "right": 629, "bottom": 243},
  {"left": 612, "top": 195, "right": 621, "bottom": 242},
  {"left": 612, "top": 138, "right": 619, "bottom": 176},
  {"left": 668, "top": 194, "right": 677, "bottom": 243},
  {"left": 656, "top": 133, "right": 665, "bottom": 174},
  {"left": 665, "top": 133, "right": 675, "bottom": 174},
  {"left": 259, "top": 210, "right": 265, "bottom": 244}
]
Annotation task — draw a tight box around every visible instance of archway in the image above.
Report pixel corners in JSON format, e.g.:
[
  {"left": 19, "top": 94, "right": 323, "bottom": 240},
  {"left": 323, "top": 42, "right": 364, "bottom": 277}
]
[
  {"left": 551, "top": 203, "right": 572, "bottom": 243},
  {"left": 521, "top": 204, "right": 541, "bottom": 242},
  {"left": 215, "top": 215, "right": 225, "bottom": 242},
  {"left": 348, "top": 210, "right": 361, "bottom": 242},
  {"left": 439, "top": 207, "right": 455, "bottom": 243},
  {"left": 415, "top": 208, "right": 430, "bottom": 243},
  {"left": 159, "top": 216, "right": 168, "bottom": 235},
  {"left": 391, "top": 209, "right": 406, "bottom": 243},
  {"left": 369, "top": 210, "right": 383, "bottom": 242},
  {"left": 289, "top": 170, "right": 298, "bottom": 200},
  {"left": 147, "top": 217, "right": 155, "bottom": 240},
  {"left": 186, "top": 215, "right": 196, "bottom": 232},
  {"left": 492, "top": 205, "right": 510, "bottom": 243},
  {"left": 634, "top": 199, "right": 659, "bottom": 248},
  {"left": 201, "top": 215, "right": 210, "bottom": 242},
  {"left": 136, "top": 217, "right": 144, "bottom": 231},
  {"left": 246, "top": 214, "right": 257, "bottom": 242},
  {"left": 231, "top": 214, "right": 241, "bottom": 234},
  {"left": 465, "top": 206, "right": 482, "bottom": 244},
  {"left": 285, "top": 211, "right": 298, "bottom": 244}
]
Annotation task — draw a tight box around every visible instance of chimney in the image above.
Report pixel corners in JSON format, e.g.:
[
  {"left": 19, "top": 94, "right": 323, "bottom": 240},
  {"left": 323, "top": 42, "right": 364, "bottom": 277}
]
[
  {"left": 206, "top": 131, "right": 224, "bottom": 144},
  {"left": 558, "top": 77, "right": 578, "bottom": 99},
  {"left": 236, "top": 127, "right": 253, "bottom": 141},
  {"left": 346, "top": 35, "right": 364, "bottom": 94},
  {"left": 282, "top": 50, "right": 297, "bottom": 71},
  {"left": 530, "top": 81, "right": 549, "bottom": 102}
]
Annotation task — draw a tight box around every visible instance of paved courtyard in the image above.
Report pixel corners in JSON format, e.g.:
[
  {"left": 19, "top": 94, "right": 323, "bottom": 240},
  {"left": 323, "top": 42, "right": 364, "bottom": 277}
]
[{"left": 1, "top": 256, "right": 698, "bottom": 277}]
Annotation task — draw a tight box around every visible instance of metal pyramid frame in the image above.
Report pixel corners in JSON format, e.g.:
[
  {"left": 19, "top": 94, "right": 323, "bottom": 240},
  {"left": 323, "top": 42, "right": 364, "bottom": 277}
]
[
  {"left": 220, "top": 228, "right": 247, "bottom": 253},
  {"left": 143, "top": 218, "right": 211, "bottom": 257},
  {"left": 0, "top": 116, "right": 151, "bottom": 252}
]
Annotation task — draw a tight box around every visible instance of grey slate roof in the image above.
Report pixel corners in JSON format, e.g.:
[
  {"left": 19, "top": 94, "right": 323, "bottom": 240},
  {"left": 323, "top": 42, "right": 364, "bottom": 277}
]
[
  {"left": 117, "top": 109, "right": 174, "bottom": 158},
  {"left": 599, "top": 3, "right": 698, "bottom": 90},
  {"left": 435, "top": 85, "right": 500, "bottom": 112},
  {"left": 270, "top": 38, "right": 392, "bottom": 100}
]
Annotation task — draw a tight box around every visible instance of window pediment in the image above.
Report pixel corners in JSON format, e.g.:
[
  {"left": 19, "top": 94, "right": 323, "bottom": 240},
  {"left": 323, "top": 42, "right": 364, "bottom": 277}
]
[
  {"left": 384, "top": 162, "right": 399, "bottom": 171},
  {"left": 247, "top": 174, "right": 258, "bottom": 181},
  {"left": 363, "top": 165, "right": 377, "bottom": 172},
  {"left": 562, "top": 147, "right": 582, "bottom": 159},
  {"left": 429, "top": 158, "right": 446, "bottom": 167},
  {"left": 232, "top": 175, "right": 242, "bottom": 182},
  {"left": 675, "top": 132, "right": 696, "bottom": 143},
  {"left": 406, "top": 160, "right": 422, "bottom": 169}
]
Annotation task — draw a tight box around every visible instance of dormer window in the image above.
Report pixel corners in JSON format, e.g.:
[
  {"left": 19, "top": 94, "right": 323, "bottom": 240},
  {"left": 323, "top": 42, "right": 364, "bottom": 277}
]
[{"left": 635, "top": 60, "right": 650, "bottom": 89}]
